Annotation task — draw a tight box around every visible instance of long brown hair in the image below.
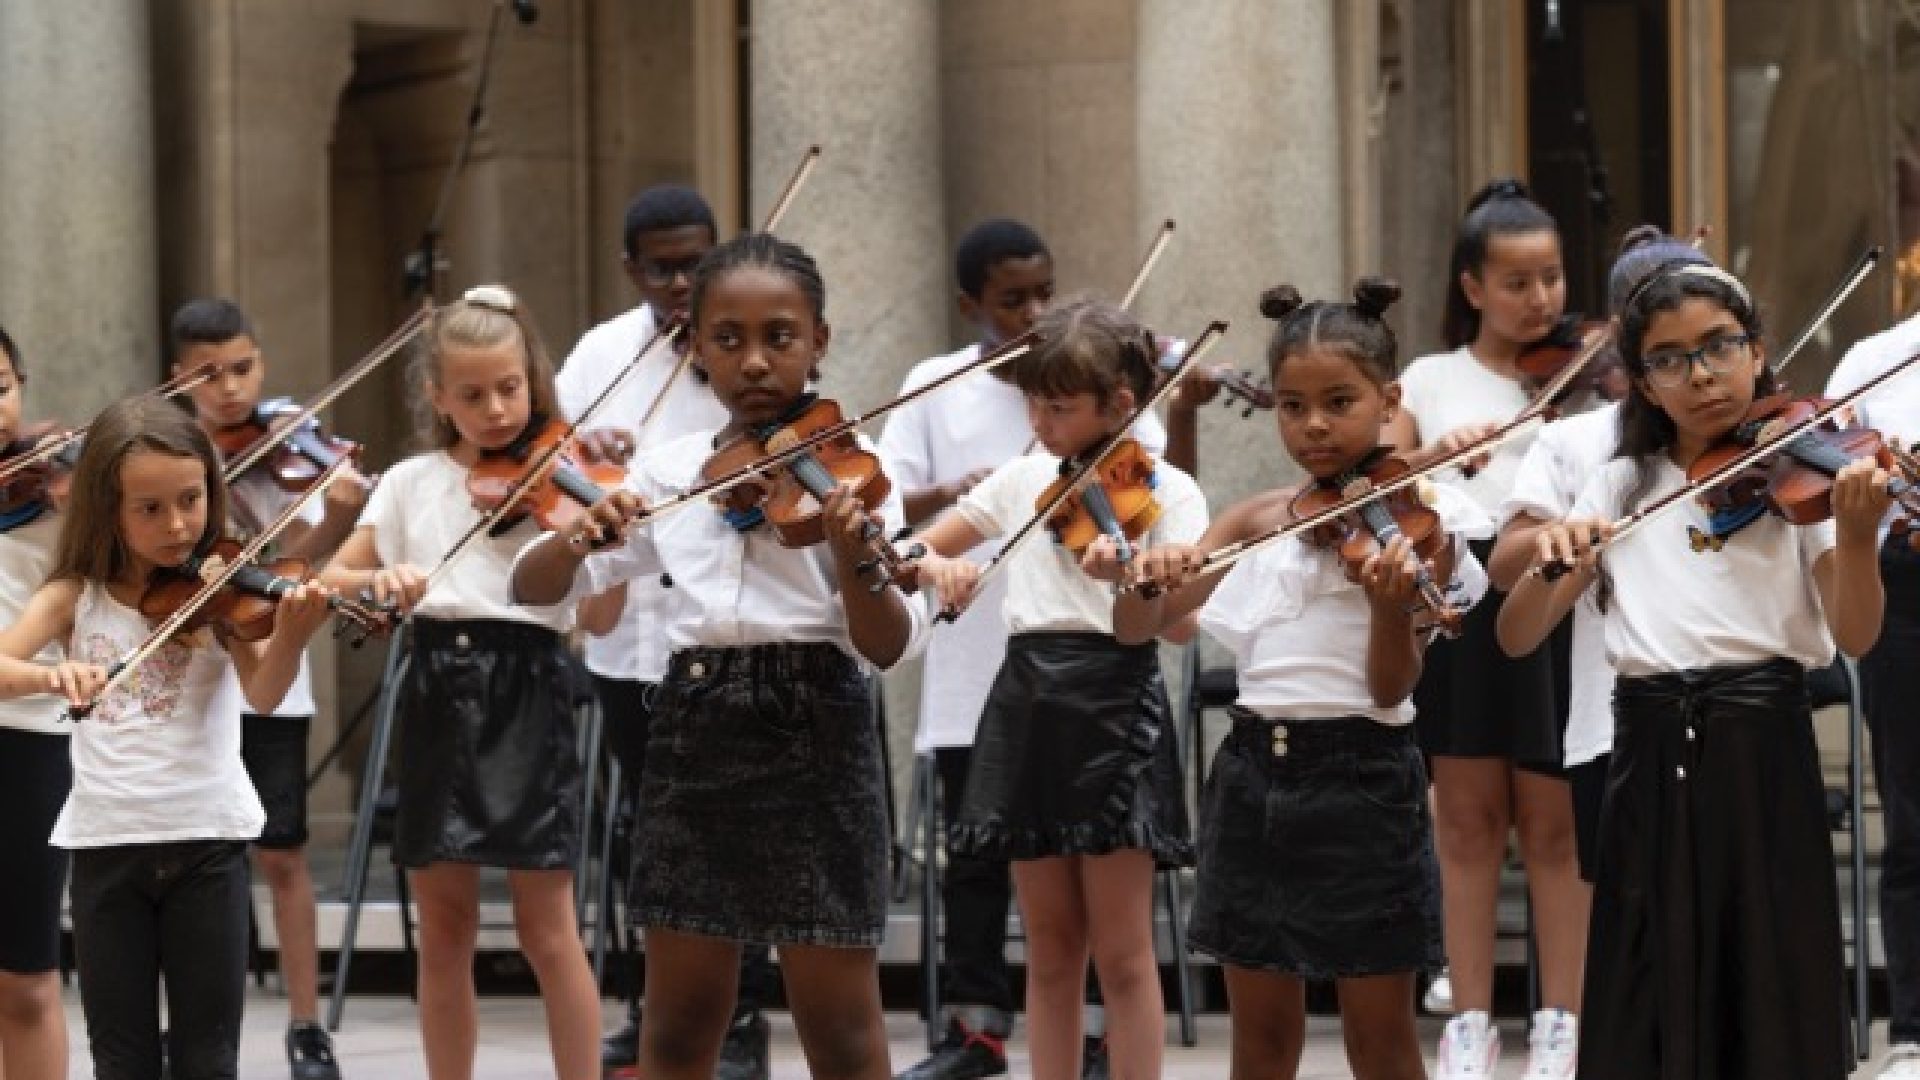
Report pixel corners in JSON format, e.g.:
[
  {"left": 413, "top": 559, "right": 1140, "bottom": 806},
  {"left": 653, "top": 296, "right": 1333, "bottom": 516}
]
[
  {"left": 410, "top": 286, "right": 561, "bottom": 448},
  {"left": 52, "top": 396, "right": 227, "bottom": 585}
]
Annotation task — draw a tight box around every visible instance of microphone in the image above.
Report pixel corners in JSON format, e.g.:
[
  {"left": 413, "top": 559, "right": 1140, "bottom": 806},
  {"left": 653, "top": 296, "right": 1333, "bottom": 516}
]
[{"left": 511, "top": 0, "right": 538, "bottom": 25}]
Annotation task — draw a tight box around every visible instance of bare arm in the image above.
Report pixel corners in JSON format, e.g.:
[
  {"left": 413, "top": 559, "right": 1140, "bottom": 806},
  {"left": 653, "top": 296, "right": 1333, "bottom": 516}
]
[
  {"left": 1817, "top": 459, "right": 1891, "bottom": 657},
  {"left": 822, "top": 484, "right": 914, "bottom": 668},
  {"left": 1114, "top": 489, "right": 1292, "bottom": 645},
  {"left": 1488, "top": 511, "right": 1549, "bottom": 592},
  {"left": 0, "top": 579, "right": 89, "bottom": 702},
  {"left": 578, "top": 583, "right": 628, "bottom": 637}
]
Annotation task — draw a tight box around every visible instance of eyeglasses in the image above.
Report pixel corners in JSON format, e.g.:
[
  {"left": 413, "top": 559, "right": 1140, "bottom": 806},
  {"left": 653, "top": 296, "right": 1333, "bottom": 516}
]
[
  {"left": 632, "top": 255, "right": 704, "bottom": 288},
  {"left": 1641, "top": 333, "right": 1753, "bottom": 388}
]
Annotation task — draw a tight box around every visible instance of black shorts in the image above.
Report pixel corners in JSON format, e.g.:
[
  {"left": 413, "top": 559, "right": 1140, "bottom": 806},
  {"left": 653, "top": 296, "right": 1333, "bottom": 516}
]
[
  {"left": 0, "top": 727, "right": 72, "bottom": 972},
  {"left": 1568, "top": 753, "right": 1611, "bottom": 883},
  {"left": 241, "top": 714, "right": 311, "bottom": 850}
]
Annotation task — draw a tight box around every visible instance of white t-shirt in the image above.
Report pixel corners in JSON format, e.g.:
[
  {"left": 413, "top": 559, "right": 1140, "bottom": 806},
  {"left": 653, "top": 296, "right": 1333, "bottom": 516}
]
[
  {"left": 0, "top": 512, "right": 66, "bottom": 735},
  {"left": 1571, "top": 456, "right": 1837, "bottom": 679},
  {"left": 358, "top": 451, "right": 571, "bottom": 631},
  {"left": 1501, "top": 403, "right": 1619, "bottom": 767},
  {"left": 1399, "top": 346, "right": 1537, "bottom": 515},
  {"left": 557, "top": 304, "right": 728, "bottom": 682},
  {"left": 955, "top": 453, "right": 1207, "bottom": 635},
  {"left": 543, "top": 429, "right": 928, "bottom": 667},
  {"left": 220, "top": 469, "right": 325, "bottom": 716},
  {"left": 1198, "top": 483, "right": 1491, "bottom": 725},
  {"left": 1826, "top": 313, "right": 1920, "bottom": 542},
  {"left": 876, "top": 343, "right": 1169, "bottom": 749},
  {"left": 52, "top": 580, "right": 262, "bottom": 848}
]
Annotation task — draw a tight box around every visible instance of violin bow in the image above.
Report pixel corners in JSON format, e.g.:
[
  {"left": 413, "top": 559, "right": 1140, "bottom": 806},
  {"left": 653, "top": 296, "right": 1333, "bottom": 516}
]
[
  {"left": 222, "top": 303, "right": 432, "bottom": 483},
  {"left": 563, "top": 331, "right": 1043, "bottom": 551},
  {"left": 951, "top": 321, "right": 1228, "bottom": 619},
  {"left": 66, "top": 455, "right": 353, "bottom": 720},
  {"left": 1770, "top": 245, "right": 1883, "bottom": 377},
  {"left": 0, "top": 362, "right": 229, "bottom": 487},
  {"left": 1536, "top": 346, "right": 1920, "bottom": 581},
  {"left": 633, "top": 144, "right": 824, "bottom": 436},
  {"left": 1186, "top": 336, "right": 1599, "bottom": 581}
]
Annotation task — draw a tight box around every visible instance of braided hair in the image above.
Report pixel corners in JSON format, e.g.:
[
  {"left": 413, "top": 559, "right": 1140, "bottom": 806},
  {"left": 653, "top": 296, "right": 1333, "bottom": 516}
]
[{"left": 690, "top": 231, "right": 828, "bottom": 325}]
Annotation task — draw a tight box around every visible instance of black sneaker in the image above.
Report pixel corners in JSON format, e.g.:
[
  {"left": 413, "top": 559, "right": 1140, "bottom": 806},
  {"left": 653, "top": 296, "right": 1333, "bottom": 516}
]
[
  {"left": 287, "top": 1022, "right": 343, "bottom": 1080},
  {"left": 894, "top": 1015, "right": 1010, "bottom": 1080},
  {"left": 1081, "top": 1036, "right": 1109, "bottom": 1080},
  {"left": 600, "top": 1008, "right": 641, "bottom": 1075},
  {"left": 715, "top": 1009, "right": 771, "bottom": 1080}
]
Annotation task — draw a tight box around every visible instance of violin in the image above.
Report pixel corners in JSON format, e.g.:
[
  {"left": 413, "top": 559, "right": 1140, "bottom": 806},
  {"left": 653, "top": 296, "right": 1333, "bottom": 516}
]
[
  {"left": 1687, "top": 392, "right": 1920, "bottom": 543},
  {"left": 139, "top": 538, "right": 392, "bottom": 645},
  {"left": 1157, "top": 340, "right": 1274, "bottom": 417},
  {"left": 1287, "top": 450, "right": 1461, "bottom": 636},
  {"left": 215, "top": 399, "right": 362, "bottom": 492},
  {"left": 1040, "top": 438, "right": 1161, "bottom": 562},
  {"left": 700, "top": 395, "right": 917, "bottom": 591},
  {"left": 0, "top": 422, "right": 77, "bottom": 531},
  {"left": 468, "top": 415, "right": 628, "bottom": 537},
  {"left": 1516, "top": 313, "right": 1614, "bottom": 404}
]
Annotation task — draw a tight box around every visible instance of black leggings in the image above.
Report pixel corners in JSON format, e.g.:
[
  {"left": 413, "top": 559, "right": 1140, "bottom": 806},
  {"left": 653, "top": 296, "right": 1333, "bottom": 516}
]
[{"left": 69, "top": 840, "right": 252, "bottom": 1080}]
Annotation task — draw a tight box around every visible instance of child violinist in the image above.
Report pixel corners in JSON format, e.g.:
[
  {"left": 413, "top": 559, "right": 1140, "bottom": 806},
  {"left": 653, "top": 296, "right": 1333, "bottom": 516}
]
[
  {"left": 319, "top": 288, "right": 601, "bottom": 1080},
  {"left": 901, "top": 297, "right": 1206, "bottom": 1080},
  {"left": 1122, "top": 278, "right": 1486, "bottom": 1080},
  {"left": 1498, "top": 262, "right": 1886, "bottom": 1078},
  {"left": 0, "top": 324, "right": 71, "bottom": 1080},
  {"left": 512, "top": 232, "right": 921, "bottom": 1080},
  {"left": 170, "top": 297, "right": 367, "bottom": 1080},
  {"left": 0, "top": 394, "right": 333, "bottom": 1080}
]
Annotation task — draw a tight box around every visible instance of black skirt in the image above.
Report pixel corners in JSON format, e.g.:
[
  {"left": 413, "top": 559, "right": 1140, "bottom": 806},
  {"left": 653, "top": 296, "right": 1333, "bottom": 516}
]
[
  {"left": 630, "top": 642, "right": 890, "bottom": 948},
  {"left": 1580, "top": 658, "right": 1852, "bottom": 1079},
  {"left": 393, "top": 619, "right": 581, "bottom": 870},
  {"left": 1187, "top": 711, "right": 1443, "bottom": 979},
  {"left": 951, "top": 632, "right": 1192, "bottom": 865},
  {"left": 1413, "top": 537, "right": 1570, "bottom": 770}
]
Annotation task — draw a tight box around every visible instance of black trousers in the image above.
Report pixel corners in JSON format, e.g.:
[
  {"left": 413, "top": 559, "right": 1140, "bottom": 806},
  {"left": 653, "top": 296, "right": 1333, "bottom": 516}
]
[
  {"left": 1861, "top": 539, "right": 1920, "bottom": 1043},
  {"left": 69, "top": 839, "right": 252, "bottom": 1080},
  {"left": 935, "top": 745, "right": 1017, "bottom": 1013},
  {"left": 596, "top": 675, "right": 777, "bottom": 1013}
]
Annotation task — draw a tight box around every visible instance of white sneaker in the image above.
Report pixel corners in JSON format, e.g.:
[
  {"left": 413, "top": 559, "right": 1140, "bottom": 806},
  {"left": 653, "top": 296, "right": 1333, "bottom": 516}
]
[
  {"left": 1523, "top": 1009, "right": 1578, "bottom": 1078},
  {"left": 1880, "top": 1042, "right": 1920, "bottom": 1078},
  {"left": 1437, "top": 1011, "right": 1501, "bottom": 1079},
  {"left": 1424, "top": 967, "right": 1455, "bottom": 1013}
]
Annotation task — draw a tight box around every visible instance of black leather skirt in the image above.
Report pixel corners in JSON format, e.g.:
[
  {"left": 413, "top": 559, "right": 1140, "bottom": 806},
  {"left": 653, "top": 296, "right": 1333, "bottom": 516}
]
[
  {"left": 1580, "top": 657, "right": 1852, "bottom": 1079},
  {"left": 392, "top": 619, "right": 581, "bottom": 871},
  {"left": 951, "top": 632, "right": 1191, "bottom": 866}
]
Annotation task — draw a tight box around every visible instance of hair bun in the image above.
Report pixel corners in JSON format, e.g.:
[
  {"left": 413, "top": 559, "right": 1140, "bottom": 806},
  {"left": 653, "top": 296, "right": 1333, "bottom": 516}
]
[
  {"left": 1467, "top": 177, "right": 1531, "bottom": 213},
  {"left": 1351, "top": 276, "right": 1402, "bottom": 321},
  {"left": 1259, "top": 284, "right": 1304, "bottom": 322},
  {"left": 1615, "top": 223, "right": 1668, "bottom": 257}
]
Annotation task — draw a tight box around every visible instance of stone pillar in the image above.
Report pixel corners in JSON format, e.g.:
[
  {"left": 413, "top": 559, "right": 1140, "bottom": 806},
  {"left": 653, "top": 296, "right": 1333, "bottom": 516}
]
[
  {"left": 1136, "top": 0, "right": 1346, "bottom": 506},
  {"left": 750, "top": 1, "right": 948, "bottom": 802},
  {"left": 0, "top": 0, "right": 160, "bottom": 421}
]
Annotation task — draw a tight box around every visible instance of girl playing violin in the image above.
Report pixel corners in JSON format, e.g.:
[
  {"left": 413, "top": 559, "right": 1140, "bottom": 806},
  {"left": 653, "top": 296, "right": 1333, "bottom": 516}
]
[
  {"left": 169, "top": 296, "right": 366, "bottom": 1078},
  {"left": 0, "top": 394, "right": 333, "bottom": 1080},
  {"left": 319, "top": 288, "right": 602, "bottom": 1080},
  {"left": 1384, "top": 178, "right": 1586, "bottom": 1076},
  {"left": 0, "top": 324, "right": 72, "bottom": 1080},
  {"left": 902, "top": 297, "right": 1207, "bottom": 1080},
  {"left": 1498, "top": 263, "right": 1888, "bottom": 1079},
  {"left": 512, "top": 232, "right": 919, "bottom": 1080},
  {"left": 1120, "top": 278, "right": 1487, "bottom": 1080}
]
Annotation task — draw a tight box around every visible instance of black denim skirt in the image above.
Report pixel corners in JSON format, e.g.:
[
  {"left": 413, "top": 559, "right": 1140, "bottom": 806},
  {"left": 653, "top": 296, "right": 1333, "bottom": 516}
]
[
  {"left": 1187, "top": 710, "right": 1443, "bottom": 979},
  {"left": 951, "top": 632, "right": 1192, "bottom": 865},
  {"left": 394, "top": 619, "right": 581, "bottom": 870},
  {"left": 630, "top": 641, "right": 889, "bottom": 948},
  {"left": 1580, "top": 658, "right": 1852, "bottom": 1079}
]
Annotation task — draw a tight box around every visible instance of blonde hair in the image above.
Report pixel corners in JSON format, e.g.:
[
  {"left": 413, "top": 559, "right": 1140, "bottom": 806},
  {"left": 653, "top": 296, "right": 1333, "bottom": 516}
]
[
  {"left": 52, "top": 396, "right": 227, "bottom": 585},
  {"left": 410, "top": 286, "right": 561, "bottom": 448}
]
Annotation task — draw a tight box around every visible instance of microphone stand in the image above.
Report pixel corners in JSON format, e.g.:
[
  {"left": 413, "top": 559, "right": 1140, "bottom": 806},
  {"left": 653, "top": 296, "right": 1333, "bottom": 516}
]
[{"left": 403, "top": 1, "right": 513, "bottom": 301}]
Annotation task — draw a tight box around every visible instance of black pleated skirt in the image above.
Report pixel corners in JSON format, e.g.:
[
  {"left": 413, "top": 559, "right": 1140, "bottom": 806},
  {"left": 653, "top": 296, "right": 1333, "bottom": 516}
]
[
  {"left": 1580, "top": 658, "right": 1852, "bottom": 1079},
  {"left": 393, "top": 619, "right": 581, "bottom": 870},
  {"left": 951, "top": 632, "right": 1191, "bottom": 866}
]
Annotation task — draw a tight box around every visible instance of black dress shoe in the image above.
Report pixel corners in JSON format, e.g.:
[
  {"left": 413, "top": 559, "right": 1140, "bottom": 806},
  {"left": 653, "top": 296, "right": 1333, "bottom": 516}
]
[
  {"left": 1081, "top": 1036, "right": 1110, "bottom": 1080},
  {"left": 894, "top": 1014, "right": 1010, "bottom": 1080},
  {"left": 600, "top": 1009, "right": 641, "bottom": 1075},
  {"left": 287, "top": 1023, "right": 343, "bottom": 1080},
  {"left": 716, "top": 1009, "right": 771, "bottom": 1080}
]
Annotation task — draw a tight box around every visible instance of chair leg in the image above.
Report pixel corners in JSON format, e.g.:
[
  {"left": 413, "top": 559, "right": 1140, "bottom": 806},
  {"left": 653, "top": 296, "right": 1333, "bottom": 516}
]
[
  {"left": 326, "top": 635, "right": 409, "bottom": 1032},
  {"left": 1159, "top": 867, "right": 1197, "bottom": 1047},
  {"left": 1848, "top": 657, "right": 1873, "bottom": 1060},
  {"left": 592, "top": 757, "right": 623, "bottom": 988},
  {"left": 894, "top": 748, "right": 928, "bottom": 903},
  {"left": 575, "top": 698, "right": 602, "bottom": 927},
  {"left": 396, "top": 863, "right": 417, "bottom": 996},
  {"left": 919, "top": 754, "right": 942, "bottom": 1050}
]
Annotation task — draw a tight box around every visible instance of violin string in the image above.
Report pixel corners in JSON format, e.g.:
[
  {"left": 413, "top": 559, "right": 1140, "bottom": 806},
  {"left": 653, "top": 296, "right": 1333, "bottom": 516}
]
[
  {"left": 70, "top": 455, "right": 352, "bottom": 718},
  {"left": 222, "top": 303, "right": 432, "bottom": 482}
]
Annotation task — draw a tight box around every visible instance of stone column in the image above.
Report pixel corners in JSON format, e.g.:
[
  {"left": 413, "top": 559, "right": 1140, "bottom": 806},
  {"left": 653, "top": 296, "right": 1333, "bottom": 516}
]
[
  {"left": 0, "top": 0, "right": 160, "bottom": 421},
  {"left": 750, "top": 1, "right": 948, "bottom": 803},
  {"left": 1136, "top": 0, "right": 1346, "bottom": 506}
]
